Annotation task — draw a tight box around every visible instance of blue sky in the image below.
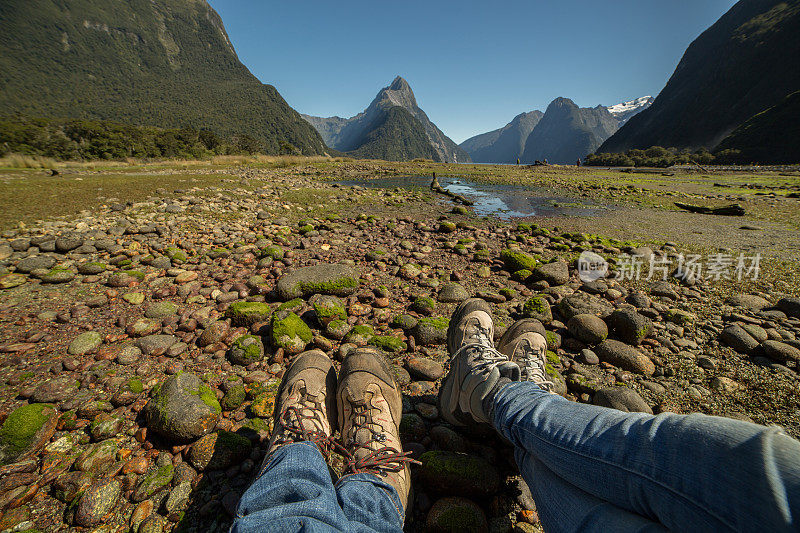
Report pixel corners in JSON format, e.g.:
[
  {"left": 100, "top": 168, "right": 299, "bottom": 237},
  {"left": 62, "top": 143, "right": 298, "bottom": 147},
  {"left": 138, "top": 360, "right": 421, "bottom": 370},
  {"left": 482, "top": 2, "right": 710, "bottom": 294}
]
[{"left": 208, "top": 0, "right": 738, "bottom": 143}]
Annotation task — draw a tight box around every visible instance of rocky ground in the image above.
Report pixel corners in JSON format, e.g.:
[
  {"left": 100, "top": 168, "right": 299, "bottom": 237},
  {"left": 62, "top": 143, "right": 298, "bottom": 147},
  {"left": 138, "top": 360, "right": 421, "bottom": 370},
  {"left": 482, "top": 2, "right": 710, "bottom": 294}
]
[{"left": 0, "top": 162, "right": 799, "bottom": 533}]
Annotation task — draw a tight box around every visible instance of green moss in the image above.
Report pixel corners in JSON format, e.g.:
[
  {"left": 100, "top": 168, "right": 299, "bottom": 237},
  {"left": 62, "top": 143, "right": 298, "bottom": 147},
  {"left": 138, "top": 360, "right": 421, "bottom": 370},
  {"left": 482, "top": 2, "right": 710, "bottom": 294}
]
[
  {"left": 271, "top": 312, "right": 312, "bottom": 346},
  {"left": 297, "top": 276, "right": 359, "bottom": 295},
  {"left": 128, "top": 378, "right": 144, "bottom": 394},
  {"left": 313, "top": 298, "right": 346, "bottom": 321},
  {"left": 369, "top": 335, "right": 407, "bottom": 353},
  {"left": 220, "top": 384, "right": 246, "bottom": 411},
  {"left": 522, "top": 297, "right": 550, "bottom": 319},
  {"left": 122, "top": 270, "right": 145, "bottom": 281},
  {"left": 500, "top": 249, "right": 537, "bottom": 272},
  {"left": 417, "top": 317, "right": 449, "bottom": 330},
  {"left": 193, "top": 384, "right": 221, "bottom": 414},
  {"left": 546, "top": 350, "right": 560, "bottom": 366},
  {"left": 229, "top": 335, "right": 264, "bottom": 365},
  {"left": 298, "top": 224, "right": 314, "bottom": 235},
  {"left": 499, "top": 288, "right": 517, "bottom": 300},
  {"left": 277, "top": 298, "right": 303, "bottom": 312},
  {"left": 0, "top": 403, "right": 54, "bottom": 464},
  {"left": 165, "top": 247, "right": 188, "bottom": 263},
  {"left": 261, "top": 245, "right": 284, "bottom": 260},
  {"left": 511, "top": 269, "right": 532, "bottom": 281},
  {"left": 225, "top": 301, "right": 272, "bottom": 326}
]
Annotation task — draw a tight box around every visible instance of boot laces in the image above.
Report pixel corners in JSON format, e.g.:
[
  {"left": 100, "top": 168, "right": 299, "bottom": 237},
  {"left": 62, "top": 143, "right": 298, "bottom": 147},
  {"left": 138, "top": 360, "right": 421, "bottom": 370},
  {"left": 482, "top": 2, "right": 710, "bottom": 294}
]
[
  {"left": 343, "top": 400, "right": 419, "bottom": 477},
  {"left": 274, "top": 400, "right": 332, "bottom": 456},
  {"left": 465, "top": 318, "right": 493, "bottom": 347},
  {"left": 518, "top": 338, "right": 554, "bottom": 391}
]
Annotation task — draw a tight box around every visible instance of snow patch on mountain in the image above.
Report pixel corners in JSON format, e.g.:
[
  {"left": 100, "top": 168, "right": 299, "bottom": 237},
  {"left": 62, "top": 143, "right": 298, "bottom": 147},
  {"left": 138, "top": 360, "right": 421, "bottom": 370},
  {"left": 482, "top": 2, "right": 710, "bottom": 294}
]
[{"left": 606, "top": 96, "right": 655, "bottom": 126}]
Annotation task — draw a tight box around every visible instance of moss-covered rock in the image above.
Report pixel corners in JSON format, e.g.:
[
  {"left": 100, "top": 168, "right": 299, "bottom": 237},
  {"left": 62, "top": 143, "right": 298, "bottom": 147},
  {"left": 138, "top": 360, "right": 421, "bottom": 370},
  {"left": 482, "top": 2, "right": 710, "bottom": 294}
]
[
  {"left": 276, "top": 264, "right": 360, "bottom": 300},
  {"left": 411, "top": 296, "right": 436, "bottom": 316},
  {"left": 0, "top": 403, "right": 58, "bottom": 464},
  {"left": 226, "top": 301, "right": 272, "bottom": 327},
  {"left": 411, "top": 317, "right": 449, "bottom": 346},
  {"left": 227, "top": 335, "right": 265, "bottom": 366},
  {"left": 312, "top": 295, "right": 346, "bottom": 326},
  {"left": 220, "top": 384, "right": 246, "bottom": 411},
  {"left": 74, "top": 478, "right": 121, "bottom": 527},
  {"left": 499, "top": 249, "right": 537, "bottom": 273},
  {"left": 165, "top": 246, "right": 188, "bottom": 264},
  {"left": 143, "top": 372, "right": 220, "bottom": 442},
  {"left": 77, "top": 261, "right": 108, "bottom": 275},
  {"left": 418, "top": 451, "right": 500, "bottom": 498},
  {"left": 325, "top": 318, "right": 351, "bottom": 340},
  {"left": 132, "top": 464, "right": 174, "bottom": 502},
  {"left": 188, "top": 431, "right": 253, "bottom": 471},
  {"left": 390, "top": 314, "right": 418, "bottom": 330},
  {"left": 261, "top": 245, "right": 285, "bottom": 261},
  {"left": 344, "top": 324, "right": 375, "bottom": 346},
  {"left": 522, "top": 297, "right": 552, "bottom": 323},
  {"left": 369, "top": 335, "right": 407, "bottom": 353},
  {"left": 270, "top": 311, "right": 312, "bottom": 354},
  {"left": 39, "top": 267, "right": 75, "bottom": 284},
  {"left": 425, "top": 496, "right": 488, "bottom": 533}
]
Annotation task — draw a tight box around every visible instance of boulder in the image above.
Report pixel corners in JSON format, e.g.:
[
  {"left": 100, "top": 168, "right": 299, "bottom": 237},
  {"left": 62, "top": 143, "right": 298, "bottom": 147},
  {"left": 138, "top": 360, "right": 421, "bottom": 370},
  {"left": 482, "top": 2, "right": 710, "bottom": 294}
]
[
  {"left": 531, "top": 260, "right": 569, "bottom": 286},
  {"left": 567, "top": 314, "right": 608, "bottom": 345},
  {"left": 418, "top": 451, "right": 500, "bottom": 498},
  {"left": 144, "top": 373, "right": 220, "bottom": 442},
  {"left": 0, "top": 403, "right": 58, "bottom": 464},
  {"left": 595, "top": 340, "right": 655, "bottom": 375},
  {"left": 275, "top": 264, "right": 360, "bottom": 300},
  {"left": 426, "top": 497, "right": 488, "bottom": 533},
  {"left": 606, "top": 309, "right": 652, "bottom": 345},
  {"left": 593, "top": 387, "right": 652, "bottom": 414},
  {"left": 720, "top": 325, "right": 759, "bottom": 354}
]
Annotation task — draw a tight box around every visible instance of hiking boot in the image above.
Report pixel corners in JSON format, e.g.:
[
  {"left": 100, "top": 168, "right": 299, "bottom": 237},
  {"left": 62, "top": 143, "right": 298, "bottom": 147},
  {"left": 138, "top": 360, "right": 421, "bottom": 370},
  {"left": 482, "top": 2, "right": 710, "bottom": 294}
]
[
  {"left": 337, "top": 347, "right": 417, "bottom": 514},
  {"left": 439, "top": 299, "right": 521, "bottom": 426},
  {"left": 497, "top": 319, "right": 554, "bottom": 392},
  {"left": 263, "top": 350, "right": 337, "bottom": 467}
]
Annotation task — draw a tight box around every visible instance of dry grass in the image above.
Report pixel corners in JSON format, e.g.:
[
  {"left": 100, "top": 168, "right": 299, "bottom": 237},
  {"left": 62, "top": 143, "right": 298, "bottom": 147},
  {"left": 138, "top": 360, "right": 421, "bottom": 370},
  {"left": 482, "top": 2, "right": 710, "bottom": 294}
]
[{"left": 0, "top": 154, "right": 58, "bottom": 169}]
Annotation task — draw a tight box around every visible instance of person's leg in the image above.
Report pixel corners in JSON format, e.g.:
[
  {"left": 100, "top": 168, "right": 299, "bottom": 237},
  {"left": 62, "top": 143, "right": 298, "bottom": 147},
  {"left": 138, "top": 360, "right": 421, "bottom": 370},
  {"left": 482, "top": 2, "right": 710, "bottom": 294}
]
[
  {"left": 519, "top": 449, "right": 668, "bottom": 533},
  {"left": 232, "top": 350, "right": 345, "bottom": 532},
  {"left": 336, "top": 347, "right": 419, "bottom": 532},
  {"left": 233, "top": 441, "right": 349, "bottom": 532},
  {"left": 335, "top": 474, "right": 405, "bottom": 533},
  {"left": 493, "top": 381, "right": 800, "bottom": 533}
]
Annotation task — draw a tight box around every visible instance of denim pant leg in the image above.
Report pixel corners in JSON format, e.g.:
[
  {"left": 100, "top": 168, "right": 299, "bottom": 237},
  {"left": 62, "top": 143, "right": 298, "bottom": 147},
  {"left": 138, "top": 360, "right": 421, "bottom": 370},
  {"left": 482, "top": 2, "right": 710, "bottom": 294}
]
[
  {"left": 232, "top": 442, "right": 349, "bottom": 532},
  {"left": 336, "top": 473, "right": 406, "bottom": 532},
  {"left": 516, "top": 448, "right": 667, "bottom": 533},
  {"left": 492, "top": 381, "right": 800, "bottom": 533}
]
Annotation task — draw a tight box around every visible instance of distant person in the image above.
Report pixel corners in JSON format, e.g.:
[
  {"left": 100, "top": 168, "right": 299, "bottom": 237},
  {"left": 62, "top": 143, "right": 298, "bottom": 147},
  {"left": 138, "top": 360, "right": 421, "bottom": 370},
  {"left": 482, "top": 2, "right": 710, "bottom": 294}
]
[
  {"left": 517, "top": 157, "right": 520, "bottom": 165},
  {"left": 232, "top": 299, "right": 800, "bottom": 532},
  {"left": 576, "top": 158, "right": 581, "bottom": 166}
]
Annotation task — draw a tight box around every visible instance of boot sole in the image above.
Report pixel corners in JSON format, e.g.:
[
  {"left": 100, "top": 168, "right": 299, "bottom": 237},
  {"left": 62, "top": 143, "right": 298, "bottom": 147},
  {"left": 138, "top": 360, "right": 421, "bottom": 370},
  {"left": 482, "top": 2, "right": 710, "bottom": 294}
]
[{"left": 447, "top": 298, "right": 492, "bottom": 355}]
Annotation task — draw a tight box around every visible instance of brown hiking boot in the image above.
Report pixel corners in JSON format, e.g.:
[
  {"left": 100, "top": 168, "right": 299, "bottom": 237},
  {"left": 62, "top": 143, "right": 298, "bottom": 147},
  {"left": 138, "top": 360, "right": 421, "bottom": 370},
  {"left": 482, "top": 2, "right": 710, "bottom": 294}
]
[
  {"left": 262, "top": 349, "right": 337, "bottom": 470},
  {"left": 497, "top": 319, "right": 554, "bottom": 392},
  {"left": 337, "top": 347, "right": 418, "bottom": 514}
]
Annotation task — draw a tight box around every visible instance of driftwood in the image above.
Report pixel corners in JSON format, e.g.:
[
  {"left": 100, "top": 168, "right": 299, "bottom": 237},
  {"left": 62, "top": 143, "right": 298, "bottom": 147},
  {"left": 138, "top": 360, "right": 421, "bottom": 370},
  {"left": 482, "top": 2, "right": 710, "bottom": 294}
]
[
  {"left": 674, "top": 202, "right": 745, "bottom": 216},
  {"left": 430, "top": 175, "right": 473, "bottom": 206}
]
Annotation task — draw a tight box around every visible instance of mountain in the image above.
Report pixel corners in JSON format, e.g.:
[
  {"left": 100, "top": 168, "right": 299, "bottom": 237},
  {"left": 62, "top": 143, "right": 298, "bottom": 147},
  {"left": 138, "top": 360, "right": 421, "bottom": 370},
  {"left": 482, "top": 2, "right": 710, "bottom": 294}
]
[
  {"left": 599, "top": 0, "right": 800, "bottom": 154},
  {"left": 459, "top": 111, "right": 543, "bottom": 163},
  {"left": 606, "top": 96, "right": 654, "bottom": 127},
  {"left": 0, "top": 0, "right": 327, "bottom": 155},
  {"left": 302, "top": 77, "right": 470, "bottom": 162},
  {"left": 520, "top": 98, "right": 619, "bottom": 164},
  {"left": 715, "top": 90, "right": 800, "bottom": 163}
]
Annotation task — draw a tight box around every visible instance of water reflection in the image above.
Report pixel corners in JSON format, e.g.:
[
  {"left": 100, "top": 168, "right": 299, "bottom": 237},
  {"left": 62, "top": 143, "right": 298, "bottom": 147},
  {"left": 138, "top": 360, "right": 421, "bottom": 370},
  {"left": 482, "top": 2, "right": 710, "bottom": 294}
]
[{"left": 337, "top": 176, "right": 603, "bottom": 220}]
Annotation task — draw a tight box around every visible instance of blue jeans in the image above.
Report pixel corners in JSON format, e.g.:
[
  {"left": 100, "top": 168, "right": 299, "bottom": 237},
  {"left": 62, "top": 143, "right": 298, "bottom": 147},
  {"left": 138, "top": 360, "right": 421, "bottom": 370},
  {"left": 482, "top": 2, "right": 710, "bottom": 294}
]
[
  {"left": 233, "top": 383, "right": 800, "bottom": 532},
  {"left": 232, "top": 441, "right": 405, "bottom": 532}
]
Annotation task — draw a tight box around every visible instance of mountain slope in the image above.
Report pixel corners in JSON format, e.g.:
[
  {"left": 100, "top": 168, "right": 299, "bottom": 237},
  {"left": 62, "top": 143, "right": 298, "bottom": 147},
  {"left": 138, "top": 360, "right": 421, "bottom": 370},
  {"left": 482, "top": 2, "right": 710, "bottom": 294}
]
[
  {"left": 606, "top": 96, "right": 654, "bottom": 127},
  {"left": 302, "top": 77, "right": 470, "bottom": 162},
  {"left": 715, "top": 90, "right": 800, "bottom": 163},
  {"left": 0, "top": 0, "right": 327, "bottom": 155},
  {"left": 599, "top": 0, "right": 800, "bottom": 153},
  {"left": 460, "top": 111, "right": 543, "bottom": 163},
  {"left": 521, "top": 98, "right": 619, "bottom": 164}
]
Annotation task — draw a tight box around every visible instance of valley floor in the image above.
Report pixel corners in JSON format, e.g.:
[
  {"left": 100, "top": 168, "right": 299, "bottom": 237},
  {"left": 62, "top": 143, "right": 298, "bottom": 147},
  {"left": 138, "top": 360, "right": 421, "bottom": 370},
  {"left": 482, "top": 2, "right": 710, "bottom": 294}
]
[{"left": 0, "top": 158, "right": 798, "bottom": 532}]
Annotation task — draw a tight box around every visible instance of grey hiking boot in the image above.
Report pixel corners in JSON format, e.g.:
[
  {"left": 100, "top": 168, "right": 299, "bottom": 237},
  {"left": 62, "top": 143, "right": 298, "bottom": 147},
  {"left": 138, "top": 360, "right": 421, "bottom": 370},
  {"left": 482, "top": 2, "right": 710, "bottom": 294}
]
[
  {"left": 439, "top": 299, "right": 521, "bottom": 427},
  {"left": 262, "top": 350, "right": 337, "bottom": 470},
  {"left": 497, "top": 319, "right": 554, "bottom": 392},
  {"left": 337, "top": 347, "right": 418, "bottom": 514}
]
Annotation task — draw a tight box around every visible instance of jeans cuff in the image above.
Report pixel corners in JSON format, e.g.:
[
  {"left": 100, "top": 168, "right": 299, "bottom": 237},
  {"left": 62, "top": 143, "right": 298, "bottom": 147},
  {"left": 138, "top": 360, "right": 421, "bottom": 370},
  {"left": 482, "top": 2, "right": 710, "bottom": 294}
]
[{"left": 336, "top": 472, "right": 405, "bottom": 522}]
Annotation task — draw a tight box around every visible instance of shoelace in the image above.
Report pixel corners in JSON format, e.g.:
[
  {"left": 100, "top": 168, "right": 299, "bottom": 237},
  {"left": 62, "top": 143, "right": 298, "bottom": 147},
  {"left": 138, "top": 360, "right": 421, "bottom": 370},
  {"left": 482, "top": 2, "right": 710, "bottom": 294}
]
[
  {"left": 343, "top": 402, "right": 420, "bottom": 477},
  {"left": 274, "top": 405, "right": 334, "bottom": 457},
  {"left": 518, "top": 339, "right": 554, "bottom": 391},
  {"left": 465, "top": 318, "right": 493, "bottom": 346}
]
